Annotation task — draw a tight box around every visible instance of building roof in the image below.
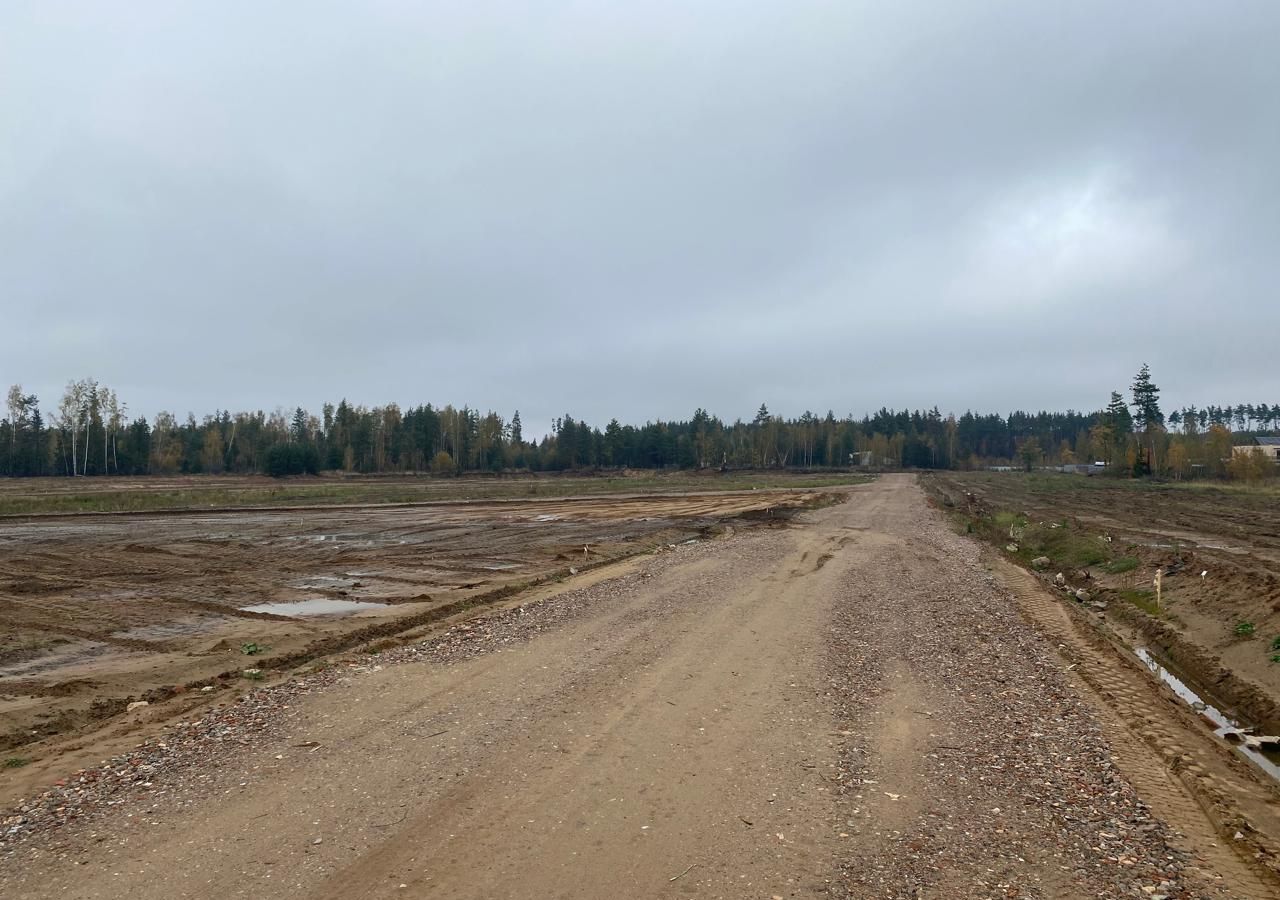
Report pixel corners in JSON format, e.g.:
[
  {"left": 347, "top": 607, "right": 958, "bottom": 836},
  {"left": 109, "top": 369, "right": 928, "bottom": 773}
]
[{"left": 1257, "top": 436, "right": 1280, "bottom": 446}]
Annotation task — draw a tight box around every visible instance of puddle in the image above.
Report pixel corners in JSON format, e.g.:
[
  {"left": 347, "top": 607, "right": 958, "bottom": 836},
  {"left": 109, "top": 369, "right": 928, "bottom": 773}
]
[
  {"left": 292, "top": 575, "right": 359, "bottom": 590},
  {"left": 1198, "top": 543, "right": 1249, "bottom": 555},
  {"left": 240, "top": 598, "right": 389, "bottom": 617},
  {"left": 1138, "top": 540, "right": 1247, "bottom": 555},
  {"left": 1134, "top": 647, "right": 1280, "bottom": 781},
  {"left": 0, "top": 641, "right": 113, "bottom": 678},
  {"left": 290, "top": 534, "right": 410, "bottom": 546},
  {"left": 112, "top": 618, "right": 222, "bottom": 642}
]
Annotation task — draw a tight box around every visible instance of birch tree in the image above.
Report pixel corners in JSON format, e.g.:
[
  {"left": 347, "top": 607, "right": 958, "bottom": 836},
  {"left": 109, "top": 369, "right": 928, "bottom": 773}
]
[
  {"left": 98, "top": 383, "right": 113, "bottom": 475},
  {"left": 82, "top": 378, "right": 98, "bottom": 476},
  {"left": 57, "top": 380, "right": 89, "bottom": 476},
  {"left": 6, "top": 384, "right": 22, "bottom": 474},
  {"left": 107, "top": 391, "right": 125, "bottom": 474}
]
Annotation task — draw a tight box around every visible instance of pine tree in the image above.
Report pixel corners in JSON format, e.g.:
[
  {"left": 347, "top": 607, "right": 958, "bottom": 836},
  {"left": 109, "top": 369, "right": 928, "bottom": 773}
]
[
  {"left": 1018, "top": 437, "right": 1042, "bottom": 472},
  {"left": 604, "top": 419, "right": 624, "bottom": 466},
  {"left": 1106, "top": 391, "right": 1133, "bottom": 434},
  {"left": 1098, "top": 391, "right": 1132, "bottom": 470},
  {"left": 1130, "top": 364, "right": 1163, "bottom": 475},
  {"left": 1130, "top": 364, "right": 1163, "bottom": 431}
]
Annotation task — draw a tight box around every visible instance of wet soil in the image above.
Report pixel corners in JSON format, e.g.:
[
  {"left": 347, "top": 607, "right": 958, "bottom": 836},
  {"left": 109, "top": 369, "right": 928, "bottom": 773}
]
[{"left": 0, "top": 489, "right": 820, "bottom": 758}]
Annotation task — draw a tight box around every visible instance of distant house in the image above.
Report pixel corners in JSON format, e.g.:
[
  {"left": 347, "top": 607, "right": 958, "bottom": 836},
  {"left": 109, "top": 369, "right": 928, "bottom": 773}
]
[{"left": 1232, "top": 436, "right": 1280, "bottom": 463}]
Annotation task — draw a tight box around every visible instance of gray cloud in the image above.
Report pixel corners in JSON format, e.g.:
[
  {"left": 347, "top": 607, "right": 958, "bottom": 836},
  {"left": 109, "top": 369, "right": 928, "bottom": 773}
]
[{"left": 4, "top": 1, "right": 1278, "bottom": 436}]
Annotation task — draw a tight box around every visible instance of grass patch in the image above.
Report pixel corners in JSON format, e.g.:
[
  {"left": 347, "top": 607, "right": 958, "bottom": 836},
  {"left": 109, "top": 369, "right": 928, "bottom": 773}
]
[
  {"left": 1117, "top": 589, "right": 1160, "bottom": 615},
  {"left": 1014, "top": 522, "right": 1109, "bottom": 568},
  {"left": 993, "top": 511, "right": 1026, "bottom": 530},
  {"left": 1103, "top": 556, "right": 1140, "bottom": 574},
  {"left": 926, "top": 473, "right": 1169, "bottom": 577},
  {"left": 1235, "top": 621, "right": 1256, "bottom": 637},
  {"left": 3, "top": 756, "right": 31, "bottom": 768}
]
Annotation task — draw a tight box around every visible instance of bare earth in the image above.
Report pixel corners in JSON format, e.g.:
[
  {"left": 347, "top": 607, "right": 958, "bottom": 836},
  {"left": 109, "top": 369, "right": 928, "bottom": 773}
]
[
  {"left": 3, "top": 475, "right": 1279, "bottom": 899},
  {"left": 0, "top": 488, "right": 817, "bottom": 763},
  {"left": 928, "top": 472, "right": 1280, "bottom": 726}
]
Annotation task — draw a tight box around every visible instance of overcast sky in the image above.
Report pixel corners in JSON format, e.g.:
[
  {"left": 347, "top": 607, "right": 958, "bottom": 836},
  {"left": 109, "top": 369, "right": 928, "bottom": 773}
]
[{"left": 3, "top": 2, "right": 1278, "bottom": 435}]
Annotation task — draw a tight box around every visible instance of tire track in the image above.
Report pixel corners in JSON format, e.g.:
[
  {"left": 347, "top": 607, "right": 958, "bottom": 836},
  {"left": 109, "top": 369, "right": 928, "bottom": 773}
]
[{"left": 992, "top": 557, "right": 1280, "bottom": 898}]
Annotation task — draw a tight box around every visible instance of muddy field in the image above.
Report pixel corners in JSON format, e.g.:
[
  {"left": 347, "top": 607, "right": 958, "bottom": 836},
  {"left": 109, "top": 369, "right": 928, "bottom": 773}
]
[
  {"left": 0, "top": 470, "right": 865, "bottom": 516},
  {"left": 928, "top": 472, "right": 1280, "bottom": 730},
  {"left": 8, "top": 476, "right": 1280, "bottom": 898},
  {"left": 0, "top": 482, "right": 832, "bottom": 761}
]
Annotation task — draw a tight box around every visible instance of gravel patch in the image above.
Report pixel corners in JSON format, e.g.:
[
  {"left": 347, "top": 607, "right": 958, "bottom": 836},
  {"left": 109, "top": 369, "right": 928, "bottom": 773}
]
[{"left": 825, "top": 497, "right": 1202, "bottom": 898}]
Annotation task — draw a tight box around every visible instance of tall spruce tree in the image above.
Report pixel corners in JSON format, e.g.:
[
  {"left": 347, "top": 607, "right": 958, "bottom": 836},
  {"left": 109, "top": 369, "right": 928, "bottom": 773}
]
[
  {"left": 1130, "top": 364, "right": 1163, "bottom": 431},
  {"left": 1130, "top": 364, "right": 1163, "bottom": 476}
]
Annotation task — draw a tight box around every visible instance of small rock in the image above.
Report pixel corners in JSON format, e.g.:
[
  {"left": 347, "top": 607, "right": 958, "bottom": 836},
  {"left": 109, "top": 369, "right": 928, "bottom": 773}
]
[
  {"left": 1032, "top": 556, "right": 1051, "bottom": 570},
  {"left": 1075, "top": 589, "right": 1091, "bottom": 602},
  {"left": 126, "top": 701, "right": 149, "bottom": 713},
  {"left": 1054, "top": 572, "right": 1066, "bottom": 586}
]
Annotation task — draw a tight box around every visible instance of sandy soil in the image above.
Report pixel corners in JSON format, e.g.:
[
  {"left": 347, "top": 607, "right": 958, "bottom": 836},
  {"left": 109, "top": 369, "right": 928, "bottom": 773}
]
[
  {"left": 0, "top": 489, "right": 819, "bottom": 759},
  {"left": 4, "top": 476, "right": 1278, "bottom": 898}
]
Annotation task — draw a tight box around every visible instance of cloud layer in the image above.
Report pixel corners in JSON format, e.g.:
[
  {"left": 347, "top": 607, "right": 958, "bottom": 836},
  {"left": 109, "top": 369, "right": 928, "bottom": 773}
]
[{"left": 4, "top": 2, "right": 1277, "bottom": 434}]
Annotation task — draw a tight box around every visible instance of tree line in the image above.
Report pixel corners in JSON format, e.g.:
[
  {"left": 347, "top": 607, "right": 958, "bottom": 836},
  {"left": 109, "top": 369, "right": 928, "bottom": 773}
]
[{"left": 2, "top": 367, "right": 1277, "bottom": 480}]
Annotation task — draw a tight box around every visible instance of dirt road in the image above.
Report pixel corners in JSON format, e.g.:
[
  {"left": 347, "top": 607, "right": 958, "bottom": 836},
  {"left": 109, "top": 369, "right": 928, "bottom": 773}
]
[{"left": 3, "top": 476, "right": 1276, "bottom": 898}]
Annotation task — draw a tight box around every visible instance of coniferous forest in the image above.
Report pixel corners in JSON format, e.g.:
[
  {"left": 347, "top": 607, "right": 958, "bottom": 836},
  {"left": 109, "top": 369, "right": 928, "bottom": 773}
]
[{"left": 3, "top": 367, "right": 1277, "bottom": 481}]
